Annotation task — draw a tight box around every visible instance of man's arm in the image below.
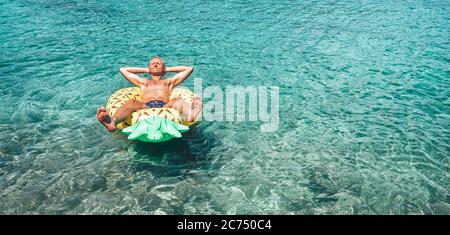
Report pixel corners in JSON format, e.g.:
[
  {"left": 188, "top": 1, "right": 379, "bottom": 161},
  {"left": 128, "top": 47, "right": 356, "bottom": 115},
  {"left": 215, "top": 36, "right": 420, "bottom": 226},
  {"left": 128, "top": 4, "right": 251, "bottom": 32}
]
[
  {"left": 166, "top": 66, "right": 194, "bottom": 86},
  {"left": 119, "top": 67, "right": 149, "bottom": 86}
]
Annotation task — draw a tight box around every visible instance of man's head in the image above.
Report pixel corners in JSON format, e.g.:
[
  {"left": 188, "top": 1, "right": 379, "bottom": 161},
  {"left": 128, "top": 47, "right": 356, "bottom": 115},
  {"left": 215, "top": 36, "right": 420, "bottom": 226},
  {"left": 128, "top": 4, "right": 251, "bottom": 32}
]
[{"left": 148, "top": 56, "right": 165, "bottom": 77}]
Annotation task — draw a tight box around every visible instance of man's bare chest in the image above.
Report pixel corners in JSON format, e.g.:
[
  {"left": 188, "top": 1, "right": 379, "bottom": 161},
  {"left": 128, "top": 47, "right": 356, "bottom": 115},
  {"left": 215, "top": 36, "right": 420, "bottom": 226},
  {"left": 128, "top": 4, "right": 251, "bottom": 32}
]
[{"left": 142, "top": 81, "right": 169, "bottom": 90}]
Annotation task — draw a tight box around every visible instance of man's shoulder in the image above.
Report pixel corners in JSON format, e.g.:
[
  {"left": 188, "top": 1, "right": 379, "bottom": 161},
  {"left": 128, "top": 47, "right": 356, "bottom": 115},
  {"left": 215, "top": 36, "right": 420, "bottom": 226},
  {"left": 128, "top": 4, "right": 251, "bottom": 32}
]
[{"left": 162, "top": 77, "right": 175, "bottom": 84}]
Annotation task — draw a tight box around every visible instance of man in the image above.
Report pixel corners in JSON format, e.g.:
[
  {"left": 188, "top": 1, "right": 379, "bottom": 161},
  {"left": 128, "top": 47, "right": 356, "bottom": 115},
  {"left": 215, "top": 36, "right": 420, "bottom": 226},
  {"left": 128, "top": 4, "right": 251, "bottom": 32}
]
[{"left": 96, "top": 56, "right": 202, "bottom": 132}]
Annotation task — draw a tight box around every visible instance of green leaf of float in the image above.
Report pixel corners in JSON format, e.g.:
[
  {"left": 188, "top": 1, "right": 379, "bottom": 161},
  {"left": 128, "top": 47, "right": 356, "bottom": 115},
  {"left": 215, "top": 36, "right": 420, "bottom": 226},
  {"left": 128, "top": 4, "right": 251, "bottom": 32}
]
[
  {"left": 130, "top": 122, "right": 152, "bottom": 139},
  {"left": 147, "top": 130, "right": 163, "bottom": 141},
  {"left": 162, "top": 119, "right": 182, "bottom": 138},
  {"left": 173, "top": 121, "right": 190, "bottom": 133},
  {"left": 122, "top": 116, "right": 189, "bottom": 142}
]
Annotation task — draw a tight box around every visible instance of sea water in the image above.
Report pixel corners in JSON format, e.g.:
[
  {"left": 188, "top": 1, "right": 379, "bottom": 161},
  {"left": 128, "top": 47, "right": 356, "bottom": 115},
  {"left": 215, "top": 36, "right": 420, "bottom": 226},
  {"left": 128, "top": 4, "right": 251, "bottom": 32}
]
[{"left": 0, "top": 0, "right": 448, "bottom": 214}]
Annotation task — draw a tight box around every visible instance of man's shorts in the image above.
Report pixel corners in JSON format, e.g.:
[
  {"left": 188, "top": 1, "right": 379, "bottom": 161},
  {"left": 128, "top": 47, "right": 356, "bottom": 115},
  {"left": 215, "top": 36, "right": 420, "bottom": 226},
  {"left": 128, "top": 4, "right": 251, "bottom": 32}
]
[{"left": 145, "top": 100, "right": 166, "bottom": 108}]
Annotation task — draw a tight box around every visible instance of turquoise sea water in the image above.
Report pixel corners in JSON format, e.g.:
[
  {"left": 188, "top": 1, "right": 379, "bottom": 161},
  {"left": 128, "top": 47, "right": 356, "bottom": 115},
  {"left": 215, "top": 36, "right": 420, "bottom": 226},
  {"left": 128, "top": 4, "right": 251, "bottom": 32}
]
[{"left": 0, "top": 0, "right": 449, "bottom": 214}]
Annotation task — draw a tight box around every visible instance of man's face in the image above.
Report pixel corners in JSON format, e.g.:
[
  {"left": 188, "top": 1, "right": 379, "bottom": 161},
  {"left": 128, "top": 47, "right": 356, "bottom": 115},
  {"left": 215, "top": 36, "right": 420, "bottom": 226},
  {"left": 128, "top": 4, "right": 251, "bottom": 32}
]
[{"left": 148, "top": 58, "right": 165, "bottom": 76}]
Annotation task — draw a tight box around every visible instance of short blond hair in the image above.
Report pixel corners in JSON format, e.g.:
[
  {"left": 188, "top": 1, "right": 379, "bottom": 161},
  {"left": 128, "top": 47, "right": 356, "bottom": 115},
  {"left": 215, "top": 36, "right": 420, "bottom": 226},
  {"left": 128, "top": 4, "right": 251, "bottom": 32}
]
[{"left": 149, "top": 55, "right": 163, "bottom": 61}]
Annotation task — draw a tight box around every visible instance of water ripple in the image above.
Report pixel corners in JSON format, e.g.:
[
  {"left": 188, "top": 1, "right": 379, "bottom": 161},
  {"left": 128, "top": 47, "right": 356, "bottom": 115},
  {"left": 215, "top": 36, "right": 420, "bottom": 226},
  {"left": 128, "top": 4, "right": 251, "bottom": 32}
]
[{"left": 0, "top": 0, "right": 449, "bottom": 214}]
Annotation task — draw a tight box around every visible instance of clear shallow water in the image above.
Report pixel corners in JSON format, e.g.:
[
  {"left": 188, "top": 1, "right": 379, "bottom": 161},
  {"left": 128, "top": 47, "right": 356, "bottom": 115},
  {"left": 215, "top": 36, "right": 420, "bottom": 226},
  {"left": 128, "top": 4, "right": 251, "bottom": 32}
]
[{"left": 0, "top": 0, "right": 449, "bottom": 214}]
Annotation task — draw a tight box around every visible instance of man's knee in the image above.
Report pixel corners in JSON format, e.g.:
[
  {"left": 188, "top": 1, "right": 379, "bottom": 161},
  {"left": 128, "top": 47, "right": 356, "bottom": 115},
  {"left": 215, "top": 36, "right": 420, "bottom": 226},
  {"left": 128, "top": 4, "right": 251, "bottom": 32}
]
[{"left": 165, "top": 97, "right": 180, "bottom": 107}]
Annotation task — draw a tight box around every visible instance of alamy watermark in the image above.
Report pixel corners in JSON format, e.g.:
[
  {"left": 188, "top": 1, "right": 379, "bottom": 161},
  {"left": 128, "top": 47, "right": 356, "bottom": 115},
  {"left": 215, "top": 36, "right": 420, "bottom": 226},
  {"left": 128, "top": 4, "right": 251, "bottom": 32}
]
[{"left": 193, "top": 77, "right": 279, "bottom": 132}]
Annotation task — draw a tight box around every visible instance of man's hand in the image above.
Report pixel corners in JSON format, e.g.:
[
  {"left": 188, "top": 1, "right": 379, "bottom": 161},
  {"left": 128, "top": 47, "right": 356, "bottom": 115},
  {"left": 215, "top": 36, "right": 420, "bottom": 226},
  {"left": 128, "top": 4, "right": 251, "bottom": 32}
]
[
  {"left": 166, "top": 66, "right": 194, "bottom": 86},
  {"left": 119, "top": 67, "right": 149, "bottom": 86}
]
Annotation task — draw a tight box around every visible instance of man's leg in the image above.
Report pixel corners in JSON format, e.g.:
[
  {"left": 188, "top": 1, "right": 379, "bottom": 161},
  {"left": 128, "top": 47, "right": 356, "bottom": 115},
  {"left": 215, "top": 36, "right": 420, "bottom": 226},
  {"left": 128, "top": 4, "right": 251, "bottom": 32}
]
[
  {"left": 165, "top": 97, "right": 202, "bottom": 122},
  {"left": 97, "top": 100, "right": 147, "bottom": 132}
]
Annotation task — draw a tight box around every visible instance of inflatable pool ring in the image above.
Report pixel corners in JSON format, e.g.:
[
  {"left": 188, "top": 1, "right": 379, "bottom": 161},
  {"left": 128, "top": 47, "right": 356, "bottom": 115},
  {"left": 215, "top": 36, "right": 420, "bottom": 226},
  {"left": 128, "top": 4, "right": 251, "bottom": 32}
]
[{"left": 106, "top": 86, "right": 201, "bottom": 142}]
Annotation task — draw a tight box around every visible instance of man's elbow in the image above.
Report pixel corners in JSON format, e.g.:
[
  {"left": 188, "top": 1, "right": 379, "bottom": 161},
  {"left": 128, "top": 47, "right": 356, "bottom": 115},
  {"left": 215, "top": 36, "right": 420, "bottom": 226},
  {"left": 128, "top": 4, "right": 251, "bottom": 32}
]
[{"left": 119, "top": 67, "right": 128, "bottom": 75}]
